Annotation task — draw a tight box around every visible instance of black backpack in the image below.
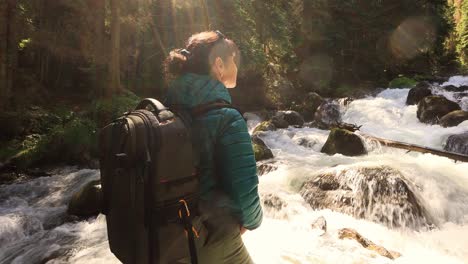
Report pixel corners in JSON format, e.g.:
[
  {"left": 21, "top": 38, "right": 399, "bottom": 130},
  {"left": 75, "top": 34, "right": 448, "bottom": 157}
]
[{"left": 99, "top": 98, "right": 236, "bottom": 264}]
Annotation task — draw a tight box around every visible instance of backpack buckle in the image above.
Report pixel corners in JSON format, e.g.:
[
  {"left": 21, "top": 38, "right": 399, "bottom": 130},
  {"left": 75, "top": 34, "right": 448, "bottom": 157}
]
[
  {"left": 178, "top": 199, "right": 191, "bottom": 218},
  {"left": 178, "top": 199, "right": 200, "bottom": 238}
]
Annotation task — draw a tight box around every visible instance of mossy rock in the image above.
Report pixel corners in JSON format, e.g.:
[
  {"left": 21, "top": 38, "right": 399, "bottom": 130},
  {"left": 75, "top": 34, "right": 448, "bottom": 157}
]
[
  {"left": 68, "top": 179, "right": 103, "bottom": 217},
  {"left": 321, "top": 128, "right": 367, "bottom": 156},
  {"left": 252, "top": 135, "right": 273, "bottom": 161},
  {"left": 253, "top": 143, "right": 273, "bottom": 161},
  {"left": 389, "top": 76, "right": 418, "bottom": 88},
  {"left": 252, "top": 121, "right": 276, "bottom": 135}
]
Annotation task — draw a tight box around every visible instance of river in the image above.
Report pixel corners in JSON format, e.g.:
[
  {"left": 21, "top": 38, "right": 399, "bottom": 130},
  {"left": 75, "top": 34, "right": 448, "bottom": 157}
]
[{"left": 1, "top": 77, "right": 468, "bottom": 264}]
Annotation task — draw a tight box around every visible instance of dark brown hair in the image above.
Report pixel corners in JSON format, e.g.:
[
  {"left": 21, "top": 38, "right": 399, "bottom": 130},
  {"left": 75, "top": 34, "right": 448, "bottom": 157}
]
[{"left": 164, "top": 31, "right": 239, "bottom": 81}]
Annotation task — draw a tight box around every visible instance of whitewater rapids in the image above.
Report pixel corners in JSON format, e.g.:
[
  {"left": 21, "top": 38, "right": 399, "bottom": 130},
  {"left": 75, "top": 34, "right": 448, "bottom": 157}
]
[{"left": 1, "top": 77, "right": 468, "bottom": 264}]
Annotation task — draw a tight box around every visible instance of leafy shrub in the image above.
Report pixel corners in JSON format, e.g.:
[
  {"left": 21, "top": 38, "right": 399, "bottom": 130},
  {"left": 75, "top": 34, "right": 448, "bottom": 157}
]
[{"left": 388, "top": 76, "right": 418, "bottom": 88}]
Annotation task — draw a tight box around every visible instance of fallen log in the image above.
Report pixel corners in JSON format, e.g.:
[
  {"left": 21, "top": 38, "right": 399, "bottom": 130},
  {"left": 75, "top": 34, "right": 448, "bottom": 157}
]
[{"left": 360, "top": 133, "right": 468, "bottom": 163}]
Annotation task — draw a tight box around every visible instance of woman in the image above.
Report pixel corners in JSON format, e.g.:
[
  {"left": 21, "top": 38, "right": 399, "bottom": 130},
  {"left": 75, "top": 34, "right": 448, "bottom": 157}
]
[{"left": 164, "top": 31, "right": 263, "bottom": 264}]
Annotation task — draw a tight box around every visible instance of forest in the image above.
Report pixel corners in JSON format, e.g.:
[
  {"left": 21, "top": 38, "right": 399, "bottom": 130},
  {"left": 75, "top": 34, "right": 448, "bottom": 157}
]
[
  {"left": 2, "top": 0, "right": 468, "bottom": 175},
  {"left": 1, "top": 1, "right": 468, "bottom": 264}
]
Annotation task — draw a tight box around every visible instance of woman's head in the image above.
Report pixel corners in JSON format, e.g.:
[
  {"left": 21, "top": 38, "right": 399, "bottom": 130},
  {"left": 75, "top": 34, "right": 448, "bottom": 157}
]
[{"left": 164, "top": 31, "right": 240, "bottom": 88}]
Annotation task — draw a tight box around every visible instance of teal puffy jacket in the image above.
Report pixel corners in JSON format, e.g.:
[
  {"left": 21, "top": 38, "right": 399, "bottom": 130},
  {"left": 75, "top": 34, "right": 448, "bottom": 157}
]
[{"left": 165, "top": 73, "right": 263, "bottom": 230}]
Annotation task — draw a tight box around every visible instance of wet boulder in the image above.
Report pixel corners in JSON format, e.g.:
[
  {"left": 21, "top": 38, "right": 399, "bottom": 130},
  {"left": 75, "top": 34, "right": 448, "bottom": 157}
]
[
  {"left": 282, "top": 111, "right": 305, "bottom": 127},
  {"left": 262, "top": 193, "right": 287, "bottom": 211},
  {"left": 295, "top": 137, "right": 319, "bottom": 149},
  {"left": 321, "top": 129, "right": 367, "bottom": 156},
  {"left": 252, "top": 135, "right": 273, "bottom": 161},
  {"left": 257, "top": 161, "right": 278, "bottom": 176},
  {"left": 252, "top": 121, "right": 276, "bottom": 135},
  {"left": 68, "top": 180, "right": 103, "bottom": 217},
  {"left": 454, "top": 92, "right": 468, "bottom": 100},
  {"left": 338, "top": 228, "right": 401, "bottom": 260},
  {"left": 302, "top": 92, "right": 325, "bottom": 121},
  {"left": 439, "top": 110, "right": 468, "bottom": 127},
  {"left": 442, "top": 85, "right": 468, "bottom": 92},
  {"left": 271, "top": 114, "right": 289, "bottom": 129},
  {"left": 444, "top": 132, "right": 468, "bottom": 155},
  {"left": 300, "top": 166, "right": 430, "bottom": 229},
  {"left": 406, "top": 81, "right": 432, "bottom": 105},
  {"left": 314, "top": 102, "right": 342, "bottom": 129},
  {"left": 417, "top": 96, "right": 461, "bottom": 124}
]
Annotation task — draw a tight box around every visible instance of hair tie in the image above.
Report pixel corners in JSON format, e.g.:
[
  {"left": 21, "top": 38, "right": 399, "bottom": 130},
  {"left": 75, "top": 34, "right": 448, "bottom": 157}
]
[{"left": 180, "top": 49, "right": 191, "bottom": 57}]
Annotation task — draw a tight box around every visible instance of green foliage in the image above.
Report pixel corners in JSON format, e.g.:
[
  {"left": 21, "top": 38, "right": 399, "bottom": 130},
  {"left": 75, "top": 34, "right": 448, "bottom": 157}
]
[
  {"left": 89, "top": 90, "right": 140, "bottom": 127},
  {"left": 12, "top": 117, "right": 97, "bottom": 168},
  {"left": 456, "top": 1, "right": 468, "bottom": 66},
  {"left": 389, "top": 76, "right": 418, "bottom": 88}
]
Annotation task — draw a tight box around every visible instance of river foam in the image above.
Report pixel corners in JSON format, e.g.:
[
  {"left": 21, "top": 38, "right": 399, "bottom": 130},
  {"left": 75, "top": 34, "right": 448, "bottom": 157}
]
[{"left": 1, "top": 83, "right": 467, "bottom": 263}]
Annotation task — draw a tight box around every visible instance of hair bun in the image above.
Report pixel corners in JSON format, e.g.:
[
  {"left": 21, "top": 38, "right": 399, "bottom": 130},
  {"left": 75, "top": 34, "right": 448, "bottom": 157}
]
[{"left": 164, "top": 49, "right": 188, "bottom": 79}]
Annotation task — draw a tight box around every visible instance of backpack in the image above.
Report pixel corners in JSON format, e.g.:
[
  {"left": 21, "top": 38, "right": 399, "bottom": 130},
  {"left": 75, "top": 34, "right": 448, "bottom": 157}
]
[{"left": 99, "top": 98, "right": 237, "bottom": 264}]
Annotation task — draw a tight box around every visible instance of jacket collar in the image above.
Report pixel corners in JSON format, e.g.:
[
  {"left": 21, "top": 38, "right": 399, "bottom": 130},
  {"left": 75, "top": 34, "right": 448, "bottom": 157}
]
[{"left": 165, "top": 73, "right": 232, "bottom": 109}]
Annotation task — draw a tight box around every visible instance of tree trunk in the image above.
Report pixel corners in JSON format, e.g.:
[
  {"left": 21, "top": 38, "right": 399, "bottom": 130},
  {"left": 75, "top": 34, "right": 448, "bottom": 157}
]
[
  {"left": 361, "top": 134, "right": 468, "bottom": 163},
  {"left": 0, "top": 0, "right": 17, "bottom": 109},
  {"left": 87, "top": 0, "right": 106, "bottom": 97},
  {"left": 0, "top": 2, "right": 8, "bottom": 106},
  {"left": 108, "top": 0, "right": 121, "bottom": 97},
  {"left": 199, "top": 0, "right": 211, "bottom": 30}
]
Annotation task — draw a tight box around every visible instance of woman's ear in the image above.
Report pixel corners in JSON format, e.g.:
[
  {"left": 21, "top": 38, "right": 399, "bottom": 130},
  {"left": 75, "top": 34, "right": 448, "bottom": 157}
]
[{"left": 214, "top": 57, "right": 225, "bottom": 79}]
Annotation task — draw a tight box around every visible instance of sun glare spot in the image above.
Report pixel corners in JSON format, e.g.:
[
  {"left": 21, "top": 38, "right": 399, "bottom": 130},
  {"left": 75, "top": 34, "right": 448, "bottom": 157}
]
[{"left": 389, "top": 16, "right": 437, "bottom": 60}]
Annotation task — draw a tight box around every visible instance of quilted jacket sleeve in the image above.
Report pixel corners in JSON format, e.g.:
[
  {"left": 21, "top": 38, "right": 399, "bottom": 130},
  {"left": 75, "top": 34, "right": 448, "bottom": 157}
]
[{"left": 216, "top": 108, "right": 263, "bottom": 230}]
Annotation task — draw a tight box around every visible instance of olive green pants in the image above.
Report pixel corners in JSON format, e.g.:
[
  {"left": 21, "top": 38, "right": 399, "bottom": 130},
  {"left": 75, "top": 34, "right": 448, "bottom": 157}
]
[
  {"left": 196, "top": 218, "right": 254, "bottom": 264},
  {"left": 174, "top": 213, "right": 254, "bottom": 264}
]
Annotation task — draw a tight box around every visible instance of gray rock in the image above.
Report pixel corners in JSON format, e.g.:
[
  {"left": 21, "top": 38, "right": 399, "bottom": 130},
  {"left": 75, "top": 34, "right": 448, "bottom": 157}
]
[
  {"left": 417, "top": 96, "right": 461, "bottom": 124},
  {"left": 262, "top": 193, "right": 287, "bottom": 211},
  {"left": 257, "top": 161, "right": 278, "bottom": 176},
  {"left": 68, "top": 180, "right": 103, "bottom": 217},
  {"left": 300, "top": 166, "right": 431, "bottom": 229},
  {"left": 439, "top": 110, "right": 468, "bottom": 127},
  {"left": 444, "top": 132, "right": 468, "bottom": 155},
  {"left": 302, "top": 92, "right": 325, "bottom": 121},
  {"left": 442, "top": 85, "right": 468, "bottom": 92},
  {"left": 282, "top": 110, "right": 305, "bottom": 127},
  {"left": 271, "top": 114, "right": 289, "bottom": 129},
  {"left": 321, "top": 129, "right": 367, "bottom": 156},
  {"left": 406, "top": 81, "right": 432, "bottom": 105},
  {"left": 314, "top": 102, "right": 341, "bottom": 129}
]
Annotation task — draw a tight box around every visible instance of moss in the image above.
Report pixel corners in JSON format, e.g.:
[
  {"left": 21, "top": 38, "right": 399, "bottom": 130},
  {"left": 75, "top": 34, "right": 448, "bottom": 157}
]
[
  {"left": 388, "top": 76, "right": 418, "bottom": 88},
  {"left": 321, "top": 128, "right": 367, "bottom": 156},
  {"left": 253, "top": 143, "right": 273, "bottom": 161},
  {"left": 253, "top": 121, "right": 276, "bottom": 135}
]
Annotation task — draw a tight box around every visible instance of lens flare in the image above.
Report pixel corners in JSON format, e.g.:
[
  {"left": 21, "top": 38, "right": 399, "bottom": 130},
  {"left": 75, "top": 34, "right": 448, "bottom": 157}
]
[{"left": 389, "top": 16, "right": 437, "bottom": 60}]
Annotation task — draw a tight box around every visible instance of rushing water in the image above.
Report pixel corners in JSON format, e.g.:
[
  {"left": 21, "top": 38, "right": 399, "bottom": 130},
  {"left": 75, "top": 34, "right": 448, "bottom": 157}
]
[{"left": 1, "top": 78, "right": 468, "bottom": 264}]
